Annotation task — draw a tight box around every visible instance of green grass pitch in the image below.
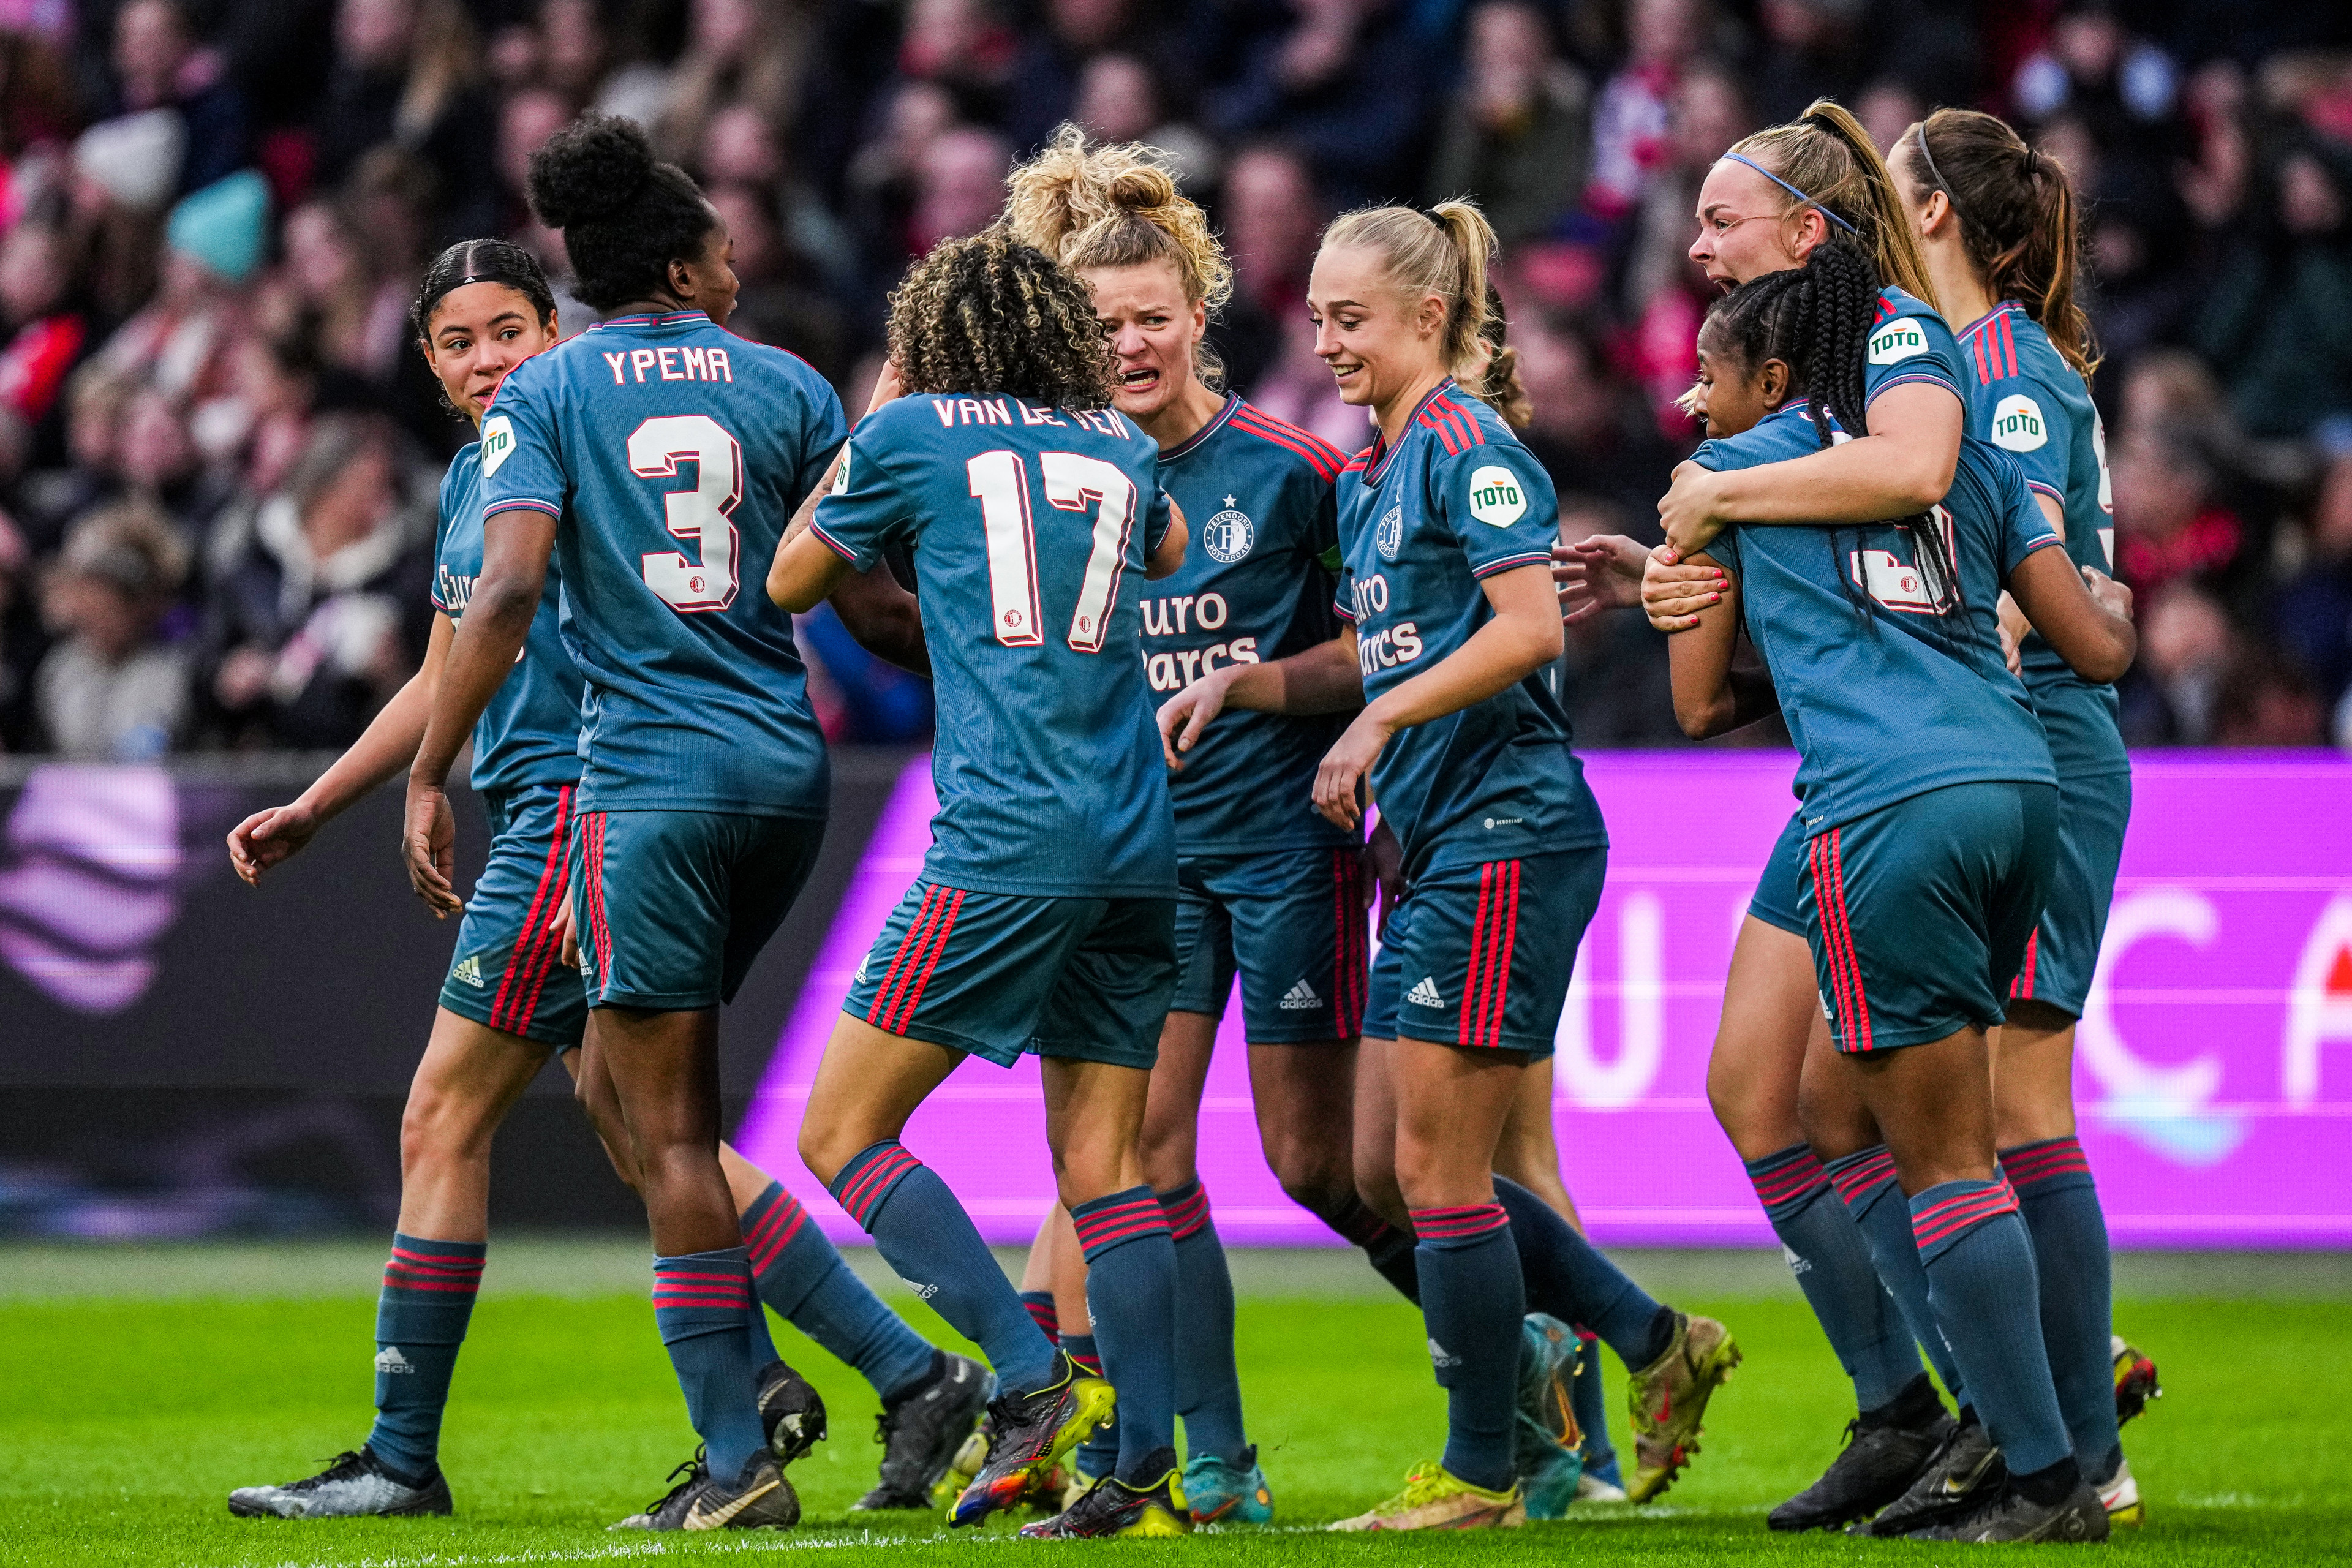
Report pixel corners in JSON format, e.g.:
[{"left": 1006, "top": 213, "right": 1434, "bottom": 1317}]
[{"left": 2, "top": 1264, "right": 2345, "bottom": 1566}]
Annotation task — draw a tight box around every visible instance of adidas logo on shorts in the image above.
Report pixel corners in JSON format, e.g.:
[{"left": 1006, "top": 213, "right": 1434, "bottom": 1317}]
[
  {"left": 375, "top": 1346, "right": 415, "bottom": 1374},
  {"left": 1278, "top": 979, "right": 1321, "bottom": 1011},
  {"left": 1406, "top": 976, "right": 1444, "bottom": 1008},
  {"left": 451, "top": 954, "right": 484, "bottom": 988}
]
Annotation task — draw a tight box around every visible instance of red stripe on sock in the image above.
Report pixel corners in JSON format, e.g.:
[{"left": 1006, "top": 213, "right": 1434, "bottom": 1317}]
[
  {"left": 1750, "top": 1150, "right": 1829, "bottom": 1209},
  {"left": 2001, "top": 1137, "right": 2093, "bottom": 1189},
  {"left": 1409, "top": 1202, "right": 1509, "bottom": 1240},
  {"left": 1024, "top": 1296, "right": 1060, "bottom": 1338},
  {"left": 1158, "top": 1183, "right": 1212, "bottom": 1241},
  {"left": 837, "top": 1144, "right": 921, "bottom": 1226}
]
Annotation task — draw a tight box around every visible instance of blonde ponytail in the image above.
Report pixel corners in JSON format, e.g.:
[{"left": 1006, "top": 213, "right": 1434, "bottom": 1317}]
[
  {"left": 1321, "top": 197, "right": 1532, "bottom": 428},
  {"left": 1722, "top": 97, "right": 1938, "bottom": 309}
]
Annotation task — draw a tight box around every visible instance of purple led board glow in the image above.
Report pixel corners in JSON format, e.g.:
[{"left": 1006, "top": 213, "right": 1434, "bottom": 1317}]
[{"left": 736, "top": 752, "right": 2352, "bottom": 1248}]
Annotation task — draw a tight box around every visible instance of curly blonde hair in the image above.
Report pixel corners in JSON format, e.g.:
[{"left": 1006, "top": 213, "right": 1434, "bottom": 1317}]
[
  {"left": 886, "top": 230, "right": 1114, "bottom": 409},
  {"left": 1003, "top": 124, "right": 1232, "bottom": 384}
]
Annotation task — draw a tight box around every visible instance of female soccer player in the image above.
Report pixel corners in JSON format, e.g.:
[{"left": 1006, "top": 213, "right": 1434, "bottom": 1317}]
[
  {"left": 1896, "top": 105, "right": 2152, "bottom": 1523},
  {"left": 993, "top": 126, "right": 1363, "bottom": 1524},
  {"left": 1565, "top": 99, "right": 1997, "bottom": 1531},
  {"left": 399, "top": 118, "right": 964, "bottom": 1531},
  {"left": 769, "top": 230, "right": 1194, "bottom": 1540},
  {"left": 1164, "top": 197, "right": 1730, "bottom": 1531},
  {"left": 1659, "top": 238, "right": 2135, "bottom": 1542},
  {"left": 224, "top": 235, "right": 977, "bottom": 1523}
]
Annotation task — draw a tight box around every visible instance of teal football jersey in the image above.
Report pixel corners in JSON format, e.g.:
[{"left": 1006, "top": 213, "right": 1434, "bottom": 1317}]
[
  {"left": 812, "top": 392, "right": 1178, "bottom": 899},
  {"left": 1149, "top": 394, "right": 1354, "bottom": 855},
  {"left": 478, "top": 311, "right": 843, "bottom": 816},
  {"left": 431, "top": 440, "right": 584, "bottom": 792},
  {"left": 1864, "top": 285, "right": 1966, "bottom": 410},
  {"left": 1958, "top": 301, "right": 2127, "bottom": 778},
  {"left": 1695, "top": 401, "right": 2061, "bottom": 832},
  {"left": 1332, "top": 380, "right": 1607, "bottom": 878}
]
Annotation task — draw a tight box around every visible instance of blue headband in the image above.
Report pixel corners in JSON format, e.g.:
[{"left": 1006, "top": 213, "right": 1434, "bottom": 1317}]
[{"left": 1720, "top": 151, "right": 1858, "bottom": 234}]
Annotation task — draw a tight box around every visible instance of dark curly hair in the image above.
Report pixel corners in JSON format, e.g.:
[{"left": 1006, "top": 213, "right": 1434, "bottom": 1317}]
[
  {"left": 1702, "top": 239, "right": 1970, "bottom": 644},
  {"left": 525, "top": 115, "right": 717, "bottom": 311},
  {"left": 410, "top": 238, "right": 557, "bottom": 342},
  {"left": 886, "top": 232, "right": 1113, "bottom": 408}
]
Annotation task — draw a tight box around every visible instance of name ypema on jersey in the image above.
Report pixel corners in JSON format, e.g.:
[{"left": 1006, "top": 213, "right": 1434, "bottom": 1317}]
[
  {"left": 480, "top": 311, "right": 845, "bottom": 818},
  {"left": 811, "top": 393, "right": 1178, "bottom": 900}
]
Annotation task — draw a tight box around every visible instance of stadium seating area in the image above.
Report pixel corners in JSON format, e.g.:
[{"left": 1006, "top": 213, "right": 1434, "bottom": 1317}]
[{"left": 1, "top": 0, "right": 2350, "bottom": 757}]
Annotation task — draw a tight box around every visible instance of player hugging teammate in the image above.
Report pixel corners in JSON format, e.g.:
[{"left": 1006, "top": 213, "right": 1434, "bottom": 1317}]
[{"left": 224, "top": 94, "right": 2156, "bottom": 1548}]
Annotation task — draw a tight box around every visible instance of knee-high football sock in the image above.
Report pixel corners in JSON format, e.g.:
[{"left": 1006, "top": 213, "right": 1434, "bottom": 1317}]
[
  {"left": 742, "top": 1179, "right": 937, "bottom": 1401},
  {"left": 1569, "top": 1325, "right": 1620, "bottom": 1485},
  {"left": 1747, "top": 1145, "right": 1922, "bottom": 1411},
  {"left": 1324, "top": 1193, "right": 1422, "bottom": 1303},
  {"left": 1494, "top": 1178, "right": 1673, "bottom": 1370},
  {"left": 1911, "top": 1178, "right": 2073, "bottom": 1480},
  {"left": 1412, "top": 1203, "right": 1523, "bottom": 1493},
  {"left": 1159, "top": 1179, "right": 1248, "bottom": 1464},
  {"left": 651, "top": 1248, "right": 768, "bottom": 1481},
  {"left": 1826, "top": 1145, "right": 1967, "bottom": 1404},
  {"left": 1072, "top": 1187, "right": 1180, "bottom": 1481},
  {"left": 827, "top": 1140, "right": 1058, "bottom": 1396},
  {"left": 366, "top": 1233, "right": 484, "bottom": 1482},
  {"left": 1061, "top": 1332, "right": 1120, "bottom": 1477},
  {"left": 1020, "top": 1290, "right": 1060, "bottom": 1341},
  {"left": 2002, "top": 1137, "right": 2120, "bottom": 1478}
]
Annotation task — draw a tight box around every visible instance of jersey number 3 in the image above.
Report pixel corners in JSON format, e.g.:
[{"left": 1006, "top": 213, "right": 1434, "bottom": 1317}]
[
  {"left": 967, "top": 449, "right": 1137, "bottom": 653},
  {"left": 630, "top": 414, "right": 743, "bottom": 612}
]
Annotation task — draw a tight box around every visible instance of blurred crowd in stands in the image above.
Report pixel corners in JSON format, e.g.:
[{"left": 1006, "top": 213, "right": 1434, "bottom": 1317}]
[{"left": 2, "top": 0, "right": 2351, "bottom": 761}]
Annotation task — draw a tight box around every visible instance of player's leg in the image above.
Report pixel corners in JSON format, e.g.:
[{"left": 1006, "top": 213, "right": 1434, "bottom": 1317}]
[
  {"left": 230, "top": 1011, "right": 549, "bottom": 1519},
  {"left": 810, "top": 884, "right": 1123, "bottom": 1527},
  {"left": 582, "top": 808, "right": 823, "bottom": 1531},
  {"left": 230, "top": 785, "right": 583, "bottom": 1521},
  {"left": 1812, "top": 783, "right": 2102, "bottom": 1544},
  {"left": 1018, "top": 895, "right": 1190, "bottom": 1539},
  {"left": 1488, "top": 1058, "right": 1617, "bottom": 1511},
  {"left": 1994, "top": 767, "right": 2143, "bottom": 1519},
  {"left": 1137, "top": 1011, "right": 1240, "bottom": 1472},
  {"left": 1711, "top": 896, "right": 1950, "bottom": 1531}
]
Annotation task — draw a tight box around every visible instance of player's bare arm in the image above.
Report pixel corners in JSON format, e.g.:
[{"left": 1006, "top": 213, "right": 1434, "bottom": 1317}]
[
  {"left": 228, "top": 612, "right": 456, "bottom": 886},
  {"left": 1660, "top": 552, "right": 1750, "bottom": 739},
  {"left": 1158, "top": 627, "right": 1363, "bottom": 769},
  {"left": 1312, "top": 562, "right": 1562, "bottom": 831},
  {"left": 767, "top": 526, "right": 856, "bottom": 613},
  {"left": 2005, "top": 543, "right": 2137, "bottom": 686},
  {"left": 1659, "top": 382, "right": 1964, "bottom": 560},
  {"left": 403, "top": 508, "right": 557, "bottom": 916}
]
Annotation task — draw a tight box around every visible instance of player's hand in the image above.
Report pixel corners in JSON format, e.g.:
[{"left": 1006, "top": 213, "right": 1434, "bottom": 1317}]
[
  {"left": 1158, "top": 668, "right": 1234, "bottom": 770},
  {"left": 1551, "top": 534, "right": 1653, "bottom": 622},
  {"left": 401, "top": 780, "right": 463, "bottom": 918},
  {"left": 864, "top": 358, "right": 906, "bottom": 415},
  {"left": 1363, "top": 816, "right": 1403, "bottom": 937},
  {"left": 1313, "top": 713, "right": 1390, "bottom": 831},
  {"left": 1656, "top": 461, "right": 1730, "bottom": 562},
  {"left": 1642, "top": 546, "right": 1723, "bottom": 631},
  {"left": 2084, "top": 565, "right": 2134, "bottom": 622},
  {"left": 1999, "top": 618, "right": 2022, "bottom": 674},
  {"left": 551, "top": 889, "right": 579, "bottom": 970},
  {"left": 226, "top": 801, "right": 320, "bottom": 886}
]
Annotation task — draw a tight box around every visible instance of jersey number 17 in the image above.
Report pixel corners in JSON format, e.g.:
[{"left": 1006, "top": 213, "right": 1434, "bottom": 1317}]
[{"left": 967, "top": 449, "right": 1137, "bottom": 654}]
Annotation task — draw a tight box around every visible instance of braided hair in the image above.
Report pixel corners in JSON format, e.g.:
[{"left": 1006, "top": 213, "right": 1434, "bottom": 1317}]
[
  {"left": 1700, "top": 239, "right": 1967, "bottom": 642},
  {"left": 886, "top": 231, "right": 1115, "bottom": 409}
]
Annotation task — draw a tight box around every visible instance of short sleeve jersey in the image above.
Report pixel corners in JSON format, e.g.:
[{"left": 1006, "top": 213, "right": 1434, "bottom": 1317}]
[
  {"left": 812, "top": 393, "right": 1177, "bottom": 899},
  {"left": 1332, "top": 380, "right": 1607, "bottom": 876},
  {"left": 431, "top": 440, "right": 584, "bottom": 793},
  {"left": 1148, "top": 394, "right": 1354, "bottom": 855},
  {"left": 1694, "top": 402, "right": 2061, "bottom": 832},
  {"left": 1959, "top": 301, "right": 2128, "bottom": 778},
  {"left": 479, "top": 311, "right": 844, "bottom": 816},
  {"left": 1865, "top": 286, "right": 1967, "bottom": 411}
]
